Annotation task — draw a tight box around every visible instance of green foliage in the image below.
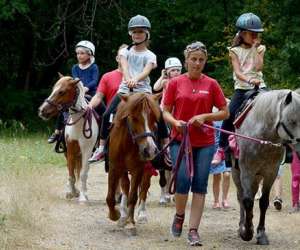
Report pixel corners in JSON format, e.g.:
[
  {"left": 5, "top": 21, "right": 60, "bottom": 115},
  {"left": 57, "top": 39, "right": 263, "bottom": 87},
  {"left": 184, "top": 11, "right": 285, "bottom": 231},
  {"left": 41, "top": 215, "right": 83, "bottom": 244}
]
[{"left": 1, "top": 0, "right": 300, "bottom": 125}]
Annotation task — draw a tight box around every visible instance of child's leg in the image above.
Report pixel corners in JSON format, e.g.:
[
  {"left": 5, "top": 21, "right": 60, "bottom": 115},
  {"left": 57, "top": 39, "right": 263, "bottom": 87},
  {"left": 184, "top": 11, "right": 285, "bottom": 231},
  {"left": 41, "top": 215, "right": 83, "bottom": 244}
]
[
  {"left": 291, "top": 152, "right": 300, "bottom": 207},
  {"left": 212, "top": 174, "right": 221, "bottom": 208},
  {"left": 222, "top": 171, "right": 231, "bottom": 208},
  {"left": 89, "top": 95, "right": 121, "bottom": 162},
  {"left": 48, "top": 112, "right": 65, "bottom": 143}
]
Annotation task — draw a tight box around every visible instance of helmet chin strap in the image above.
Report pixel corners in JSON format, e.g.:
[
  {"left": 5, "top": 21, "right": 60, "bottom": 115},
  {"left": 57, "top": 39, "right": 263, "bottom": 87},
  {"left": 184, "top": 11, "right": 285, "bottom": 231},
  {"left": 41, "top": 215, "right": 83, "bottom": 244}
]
[{"left": 127, "top": 32, "right": 149, "bottom": 50}]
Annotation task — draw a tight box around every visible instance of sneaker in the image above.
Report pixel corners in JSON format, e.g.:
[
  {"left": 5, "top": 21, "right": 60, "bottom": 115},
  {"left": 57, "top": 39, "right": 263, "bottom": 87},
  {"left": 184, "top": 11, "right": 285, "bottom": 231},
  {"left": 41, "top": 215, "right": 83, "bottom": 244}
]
[
  {"left": 289, "top": 205, "right": 299, "bottom": 214},
  {"left": 187, "top": 229, "right": 202, "bottom": 246},
  {"left": 48, "top": 133, "right": 59, "bottom": 144},
  {"left": 88, "top": 147, "right": 105, "bottom": 163},
  {"left": 171, "top": 214, "right": 184, "bottom": 237},
  {"left": 273, "top": 197, "right": 283, "bottom": 211},
  {"left": 211, "top": 148, "right": 225, "bottom": 165}
]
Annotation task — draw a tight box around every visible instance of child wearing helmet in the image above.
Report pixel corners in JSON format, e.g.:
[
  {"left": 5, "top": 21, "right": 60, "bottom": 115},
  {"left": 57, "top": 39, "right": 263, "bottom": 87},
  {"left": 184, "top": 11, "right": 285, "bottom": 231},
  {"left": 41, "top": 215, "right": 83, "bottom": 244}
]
[
  {"left": 154, "top": 57, "right": 182, "bottom": 108},
  {"left": 89, "top": 15, "right": 169, "bottom": 163},
  {"left": 48, "top": 40, "right": 99, "bottom": 144},
  {"left": 212, "top": 13, "right": 267, "bottom": 165}
]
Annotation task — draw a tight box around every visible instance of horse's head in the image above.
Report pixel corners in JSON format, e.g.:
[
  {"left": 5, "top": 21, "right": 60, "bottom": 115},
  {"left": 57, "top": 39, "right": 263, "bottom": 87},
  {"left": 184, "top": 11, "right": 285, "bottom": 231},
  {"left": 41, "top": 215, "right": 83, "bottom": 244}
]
[
  {"left": 117, "top": 93, "right": 162, "bottom": 161},
  {"left": 277, "top": 91, "right": 300, "bottom": 155},
  {"left": 38, "top": 73, "right": 80, "bottom": 120}
]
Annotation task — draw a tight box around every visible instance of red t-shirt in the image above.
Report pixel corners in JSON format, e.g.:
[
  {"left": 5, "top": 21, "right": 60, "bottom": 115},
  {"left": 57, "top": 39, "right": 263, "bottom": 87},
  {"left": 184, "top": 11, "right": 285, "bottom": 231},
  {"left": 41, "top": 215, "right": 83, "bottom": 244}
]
[
  {"left": 163, "top": 74, "right": 226, "bottom": 147},
  {"left": 96, "top": 69, "right": 122, "bottom": 105}
]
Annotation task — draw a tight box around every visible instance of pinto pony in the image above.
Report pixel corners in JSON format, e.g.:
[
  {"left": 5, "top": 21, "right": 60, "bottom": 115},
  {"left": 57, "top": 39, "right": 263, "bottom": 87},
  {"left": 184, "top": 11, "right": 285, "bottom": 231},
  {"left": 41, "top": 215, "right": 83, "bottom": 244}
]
[
  {"left": 233, "top": 90, "right": 300, "bottom": 245},
  {"left": 106, "top": 93, "right": 161, "bottom": 233},
  {"left": 38, "top": 74, "right": 99, "bottom": 202}
]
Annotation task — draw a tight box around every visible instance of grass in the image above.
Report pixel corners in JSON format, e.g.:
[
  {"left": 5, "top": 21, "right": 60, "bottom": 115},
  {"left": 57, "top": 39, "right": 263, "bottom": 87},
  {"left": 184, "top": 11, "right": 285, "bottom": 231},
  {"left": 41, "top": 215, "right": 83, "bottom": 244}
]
[{"left": 0, "top": 132, "right": 65, "bottom": 249}]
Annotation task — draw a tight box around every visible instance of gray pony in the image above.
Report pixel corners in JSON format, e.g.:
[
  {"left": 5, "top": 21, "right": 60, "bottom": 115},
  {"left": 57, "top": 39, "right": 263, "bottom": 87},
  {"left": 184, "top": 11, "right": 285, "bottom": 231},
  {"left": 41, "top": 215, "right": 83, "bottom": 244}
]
[{"left": 232, "top": 90, "right": 300, "bottom": 245}]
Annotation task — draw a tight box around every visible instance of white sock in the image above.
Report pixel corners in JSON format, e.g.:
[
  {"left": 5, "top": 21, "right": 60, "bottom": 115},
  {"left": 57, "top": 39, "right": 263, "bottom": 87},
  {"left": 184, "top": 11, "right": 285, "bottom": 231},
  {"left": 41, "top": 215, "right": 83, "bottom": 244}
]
[{"left": 98, "top": 145, "right": 104, "bottom": 152}]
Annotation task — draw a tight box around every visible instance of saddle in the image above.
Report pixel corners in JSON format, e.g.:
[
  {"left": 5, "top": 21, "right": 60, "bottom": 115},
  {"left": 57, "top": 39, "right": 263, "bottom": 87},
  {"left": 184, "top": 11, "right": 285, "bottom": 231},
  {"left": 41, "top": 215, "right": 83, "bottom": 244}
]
[{"left": 233, "top": 88, "right": 266, "bottom": 128}]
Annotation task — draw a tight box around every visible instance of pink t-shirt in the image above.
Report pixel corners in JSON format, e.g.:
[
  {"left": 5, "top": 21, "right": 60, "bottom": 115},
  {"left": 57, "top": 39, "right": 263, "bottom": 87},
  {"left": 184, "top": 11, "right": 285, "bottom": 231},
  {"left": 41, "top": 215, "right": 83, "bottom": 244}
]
[
  {"left": 163, "top": 74, "right": 226, "bottom": 147},
  {"left": 96, "top": 69, "right": 122, "bottom": 105}
]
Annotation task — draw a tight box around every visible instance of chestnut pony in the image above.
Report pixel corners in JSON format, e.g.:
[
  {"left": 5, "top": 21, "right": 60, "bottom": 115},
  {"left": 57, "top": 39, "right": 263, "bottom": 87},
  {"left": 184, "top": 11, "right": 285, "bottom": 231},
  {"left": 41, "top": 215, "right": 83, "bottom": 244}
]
[
  {"left": 106, "top": 92, "right": 161, "bottom": 233},
  {"left": 38, "top": 74, "right": 99, "bottom": 202}
]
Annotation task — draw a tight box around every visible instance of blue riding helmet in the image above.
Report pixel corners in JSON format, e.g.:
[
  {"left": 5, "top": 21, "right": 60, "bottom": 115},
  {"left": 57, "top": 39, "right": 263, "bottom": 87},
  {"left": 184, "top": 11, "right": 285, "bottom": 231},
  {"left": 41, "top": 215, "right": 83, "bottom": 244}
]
[{"left": 236, "top": 13, "right": 264, "bottom": 33}]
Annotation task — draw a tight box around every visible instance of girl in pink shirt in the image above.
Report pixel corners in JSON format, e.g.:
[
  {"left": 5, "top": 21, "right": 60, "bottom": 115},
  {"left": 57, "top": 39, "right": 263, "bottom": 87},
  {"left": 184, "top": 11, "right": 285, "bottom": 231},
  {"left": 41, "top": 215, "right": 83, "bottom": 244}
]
[{"left": 291, "top": 151, "right": 300, "bottom": 212}]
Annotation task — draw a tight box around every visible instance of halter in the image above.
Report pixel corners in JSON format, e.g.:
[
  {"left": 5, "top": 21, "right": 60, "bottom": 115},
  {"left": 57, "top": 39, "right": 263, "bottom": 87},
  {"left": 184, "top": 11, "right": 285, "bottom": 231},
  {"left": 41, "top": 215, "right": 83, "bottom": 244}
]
[
  {"left": 276, "top": 121, "right": 300, "bottom": 145},
  {"left": 126, "top": 116, "right": 156, "bottom": 144},
  {"left": 45, "top": 86, "right": 79, "bottom": 112}
]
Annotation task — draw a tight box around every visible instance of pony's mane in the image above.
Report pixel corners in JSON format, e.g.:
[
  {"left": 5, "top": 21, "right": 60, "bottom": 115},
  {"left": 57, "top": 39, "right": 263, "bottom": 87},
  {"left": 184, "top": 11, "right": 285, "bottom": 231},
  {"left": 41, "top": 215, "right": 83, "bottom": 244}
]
[{"left": 114, "top": 93, "right": 160, "bottom": 127}]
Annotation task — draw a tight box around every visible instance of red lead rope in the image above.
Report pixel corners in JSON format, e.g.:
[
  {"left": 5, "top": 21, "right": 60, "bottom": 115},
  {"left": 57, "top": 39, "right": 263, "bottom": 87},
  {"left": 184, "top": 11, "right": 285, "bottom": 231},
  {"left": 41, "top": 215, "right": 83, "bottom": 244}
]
[{"left": 169, "top": 124, "right": 194, "bottom": 195}]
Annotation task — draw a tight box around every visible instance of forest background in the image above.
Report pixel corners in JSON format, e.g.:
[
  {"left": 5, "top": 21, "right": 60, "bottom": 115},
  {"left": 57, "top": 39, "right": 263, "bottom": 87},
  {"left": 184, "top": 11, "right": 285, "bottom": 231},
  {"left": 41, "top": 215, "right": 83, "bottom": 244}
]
[{"left": 0, "top": 0, "right": 299, "bottom": 132}]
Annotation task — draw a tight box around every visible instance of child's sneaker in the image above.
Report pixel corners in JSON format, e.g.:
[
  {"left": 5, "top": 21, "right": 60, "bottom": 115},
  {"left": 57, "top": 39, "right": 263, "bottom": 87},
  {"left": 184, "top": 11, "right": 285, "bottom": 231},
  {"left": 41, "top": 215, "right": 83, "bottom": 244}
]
[
  {"left": 211, "top": 148, "right": 225, "bottom": 165},
  {"left": 48, "top": 133, "right": 60, "bottom": 144},
  {"left": 171, "top": 214, "right": 184, "bottom": 237},
  {"left": 88, "top": 147, "right": 105, "bottom": 163},
  {"left": 187, "top": 229, "right": 202, "bottom": 246}
]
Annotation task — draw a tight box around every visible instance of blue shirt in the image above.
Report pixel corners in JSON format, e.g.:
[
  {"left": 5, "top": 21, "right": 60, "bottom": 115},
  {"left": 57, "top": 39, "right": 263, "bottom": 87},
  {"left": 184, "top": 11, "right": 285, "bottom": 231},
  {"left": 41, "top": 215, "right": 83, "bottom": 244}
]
[{"left": 71, "top": 63, "right": 99, "bottom": 96}]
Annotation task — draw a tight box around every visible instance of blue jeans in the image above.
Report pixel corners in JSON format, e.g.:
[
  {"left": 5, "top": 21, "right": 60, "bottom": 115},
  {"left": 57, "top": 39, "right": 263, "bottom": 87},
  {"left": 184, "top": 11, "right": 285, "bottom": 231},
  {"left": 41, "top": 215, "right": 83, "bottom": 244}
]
[{"left": 170, "top": 142, "right": 214, "bottom": 194}]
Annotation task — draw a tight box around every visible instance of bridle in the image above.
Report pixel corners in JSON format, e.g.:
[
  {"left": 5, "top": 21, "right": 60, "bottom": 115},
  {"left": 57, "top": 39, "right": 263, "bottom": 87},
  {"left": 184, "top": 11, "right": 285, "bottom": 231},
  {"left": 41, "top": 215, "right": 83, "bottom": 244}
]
[
  {"left": 45, "top": 86, "right": 79, "bottom": 112},
  {"left": 276, "top": 121, "right": 300, "bottom": 145},
  {"left": 126, "top": 116, "right": 156, "bottom": 144}
]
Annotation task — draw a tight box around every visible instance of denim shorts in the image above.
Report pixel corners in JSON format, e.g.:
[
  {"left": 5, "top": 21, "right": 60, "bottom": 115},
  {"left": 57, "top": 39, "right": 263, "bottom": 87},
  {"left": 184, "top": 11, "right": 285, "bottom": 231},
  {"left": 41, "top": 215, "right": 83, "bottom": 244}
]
[{"left": 170, "top": 142, "right": 215, "bottom": 194}]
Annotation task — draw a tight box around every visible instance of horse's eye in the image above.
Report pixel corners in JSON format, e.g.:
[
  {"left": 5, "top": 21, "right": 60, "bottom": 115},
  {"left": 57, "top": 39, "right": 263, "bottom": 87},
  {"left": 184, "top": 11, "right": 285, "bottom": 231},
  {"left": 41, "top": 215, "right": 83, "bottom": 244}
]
[{"left": 58, "top": 90, "right": 65, "bottom": 96}]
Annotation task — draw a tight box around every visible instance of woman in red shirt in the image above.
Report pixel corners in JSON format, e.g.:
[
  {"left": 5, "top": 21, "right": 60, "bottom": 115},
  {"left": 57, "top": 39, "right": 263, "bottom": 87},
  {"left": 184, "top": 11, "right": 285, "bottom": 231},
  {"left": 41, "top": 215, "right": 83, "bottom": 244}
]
[{"left": 163, "top": 41, "right": 229, "bottom": 246}]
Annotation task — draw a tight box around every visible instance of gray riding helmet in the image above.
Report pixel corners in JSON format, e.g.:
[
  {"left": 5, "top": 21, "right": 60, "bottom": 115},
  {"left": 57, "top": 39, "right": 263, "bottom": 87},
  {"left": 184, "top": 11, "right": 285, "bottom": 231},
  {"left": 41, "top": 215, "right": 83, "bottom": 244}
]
[
  {"left": 128, "top": 15, "right": 151, "bottom": 30},
  {"left": 236, "top": 13, "right": 264, "bottom": 33}
]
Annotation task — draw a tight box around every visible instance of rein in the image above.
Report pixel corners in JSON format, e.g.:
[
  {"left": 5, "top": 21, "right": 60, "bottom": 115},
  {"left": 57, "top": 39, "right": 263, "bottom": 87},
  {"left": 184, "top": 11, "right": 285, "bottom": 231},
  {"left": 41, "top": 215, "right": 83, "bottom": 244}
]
[
  {"left": 169, "top": 124, "right": 193, "bottom": 195},
  {"left": 202, "top": 123, "right": 283, "bottom": 147},
  {"left": 66, "top": 107, "right": 99, "bottom": 139}
]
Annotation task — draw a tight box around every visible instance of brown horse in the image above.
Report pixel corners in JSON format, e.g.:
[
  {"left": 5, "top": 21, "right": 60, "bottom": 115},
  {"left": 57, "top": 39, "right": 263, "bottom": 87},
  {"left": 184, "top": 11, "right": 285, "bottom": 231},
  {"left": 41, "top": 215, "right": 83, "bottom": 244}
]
[
  {"left": 106, "top": 92, "right": 161, "bottom": 233},
  {"left": 38, "top": 74, "right": 99, "bottom": 202}
]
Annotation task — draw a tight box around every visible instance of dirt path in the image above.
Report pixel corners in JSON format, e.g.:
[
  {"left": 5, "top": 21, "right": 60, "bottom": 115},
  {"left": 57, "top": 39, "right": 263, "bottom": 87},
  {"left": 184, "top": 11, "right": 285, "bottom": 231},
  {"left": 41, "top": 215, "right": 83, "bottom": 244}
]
[{"left": 33, "top": 163, "right": 300, "bottom": 250}]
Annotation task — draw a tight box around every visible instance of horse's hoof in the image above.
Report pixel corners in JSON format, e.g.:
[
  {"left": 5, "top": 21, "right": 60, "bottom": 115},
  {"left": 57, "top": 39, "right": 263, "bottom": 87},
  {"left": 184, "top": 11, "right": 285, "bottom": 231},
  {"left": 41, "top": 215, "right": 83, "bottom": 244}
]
[
  {"left": 109, "top": 209, "right": 120, "bottom": 221},
  {"left": 256, "top": 231, "right": 269, "bottom": 245},
  {"left": 239, "top": 226, "right": 253, "bottom": 241},
  {"left": 125, "top": 224, "right": 137, "bottom": 236},
  {"left": 137, "top": 214, "right": 148, "bottom": 224},
  {"left": 78, "top": 192, "right": 88, "bottom": 203},
  {"left": 74, "top": 189, "right": 80, "bottom": 198},
  {"left": 117, "top": 217, "right": 127, "bottom": 227},
  {"left": 66, "top": 192, "right": 74, "bottom": 199}
]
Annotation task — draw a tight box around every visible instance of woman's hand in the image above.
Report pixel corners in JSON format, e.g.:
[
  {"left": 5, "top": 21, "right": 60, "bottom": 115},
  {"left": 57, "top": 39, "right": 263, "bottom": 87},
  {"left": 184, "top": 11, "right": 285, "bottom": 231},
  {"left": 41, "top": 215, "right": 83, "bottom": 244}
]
[
  {"left": 189, "top": 114, "right": 207, "bottom": 127},
  {"left": 173, "top": 120, "right": 187, "bottom": 134}
]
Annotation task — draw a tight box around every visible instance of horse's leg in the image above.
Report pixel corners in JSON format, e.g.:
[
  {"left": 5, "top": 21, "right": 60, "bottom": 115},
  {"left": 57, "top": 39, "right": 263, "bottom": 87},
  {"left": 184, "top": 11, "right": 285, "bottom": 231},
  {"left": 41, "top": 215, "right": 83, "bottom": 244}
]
[
  {"left": 106, "top": 165, "right": 122, "bottom": 221},
  {"left": 165, "top": 170, "right": 172, "bottom": 202},
  {"left": 240, "top": 168, "right": 256, "bottom": 241},
  {"left": 78, "top": 146, "right": 90, "bottom": 202},
  {"left": 231, "top": 162, "right": 246, "bottom": 236},
  {"left": 159, "top": 170, "right": 167, "bottom": 205},
  {"left": 118, "top": 173, "right": 130, "bottom": 227},
  {"left": 256, "top": 173, "right": 277, "bottom": 245},
  {"left": 66, "top": 140, "right": 80, "bottom": 199},
  {"left": 137, "top": 170, "right": 152, "bottom": 223},
  {"left": 126, "top": 168, "right": 143, "bottom": 234}
]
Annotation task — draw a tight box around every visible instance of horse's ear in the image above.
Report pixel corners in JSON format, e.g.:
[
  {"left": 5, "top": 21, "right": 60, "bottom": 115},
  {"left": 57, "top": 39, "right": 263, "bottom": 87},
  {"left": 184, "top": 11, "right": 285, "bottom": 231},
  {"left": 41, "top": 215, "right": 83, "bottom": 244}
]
[
  {"left": 284, "top": 91, "right": 293, "bottom": 105},
  {"left": 71, "top": 78, "right": 80, "bottom": 86},
  {"left": 120, "top": 94, "right": 129, "bottom": 102},
  {"left": 58, "top": 72, "right": 64, "bottom": 78},
  {"left": 152, "top": 92, "right": 162, "bottom": 102}
]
